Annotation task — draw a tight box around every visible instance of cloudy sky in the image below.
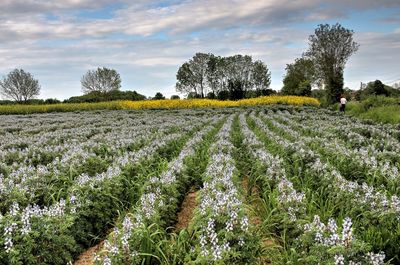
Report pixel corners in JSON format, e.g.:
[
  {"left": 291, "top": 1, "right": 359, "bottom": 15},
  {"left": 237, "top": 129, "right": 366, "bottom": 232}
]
[{"left": 1, "top": 0, "right": 400, "bottom": 99}]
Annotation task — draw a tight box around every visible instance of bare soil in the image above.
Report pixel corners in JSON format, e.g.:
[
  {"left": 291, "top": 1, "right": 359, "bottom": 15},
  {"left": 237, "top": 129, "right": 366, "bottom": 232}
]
[
  {"left": 73, "top": 241, "right": 104, "bottom": 265},
  {"left": 175, "top": 191, "right": 198, "bottom": 231}
]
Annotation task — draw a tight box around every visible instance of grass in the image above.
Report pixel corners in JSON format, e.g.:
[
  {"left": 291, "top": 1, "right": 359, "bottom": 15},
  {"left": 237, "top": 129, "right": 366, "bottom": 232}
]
[
  {"left": 359, "top": 105, "right": 400, "bottom": 124},
  {"left": 346, "top": 96, "right": 400, "bottom": 124},
  {"left": 0, "top": 96, "right": 320, "bottom": 115}
]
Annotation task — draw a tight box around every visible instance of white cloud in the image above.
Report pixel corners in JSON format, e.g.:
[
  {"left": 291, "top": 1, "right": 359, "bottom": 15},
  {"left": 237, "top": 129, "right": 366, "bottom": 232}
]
[{"left": 0, "top": 0, "right": 400, "bottom": 99}]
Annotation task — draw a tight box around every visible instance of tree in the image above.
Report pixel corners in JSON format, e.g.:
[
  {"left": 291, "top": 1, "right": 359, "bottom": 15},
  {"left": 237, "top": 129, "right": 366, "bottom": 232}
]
[
  {"left": 153, "top": 92, "right": 165, "bottom": 100},
  {"left": 370, "top": 80, "right": 387, "bottom": 96},
  {"left": 282, "top": 58, "right": 315, "bottom": 96},
  {"left": 0, "top": 69, "right": 41, "bottom": 102},
  {"left": 297, "top": 80, "right": 312, "bottom": 96},
  {"left": 176, "top": 53, "right": 210, "bottom": 98},
  {"left": 176, "top": 53, "right": 271, "bottom": 99},
  {"left": 359, "top": 80, "right": 389, "bottom": 99},
  {"left": 81, "top": 67, "right": 121, "bottom": 94},
  {"left": 252, "top": 60, "right": 271, "bottom": 93},
  {"left": 171, "top": 95, "right": 180, "bottom": 99},
  {"left": 206, "top": 54, "right": 222, "bottom": 95},
  {"left": 305, "top": 23, "right": 359, "bottom": 104}
]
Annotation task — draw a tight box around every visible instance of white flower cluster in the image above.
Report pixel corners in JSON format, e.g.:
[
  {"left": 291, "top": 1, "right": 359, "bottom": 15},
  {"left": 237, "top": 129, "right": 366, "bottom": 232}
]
[
  {"left": 258, "top": 111, "right": 400, "bottom": 219},
  {"left": 274, "top": 110, "right": 400, "bottom": 183},
  {"left": 303, "top": 215, "right": 385, "bottom": 265},
  {"left": 1, "top": 109, "right": 221, "bottom": 257},
  {"left": 0, "top": 112, "right": 200, "bottom": 208},
  {"left": 96, "top": 116, "right": 224, "bottom": 263},
  {"left": 242, "top": 113, "right": 305, "bottom": 221},
  {"left": 195, "top": 115, "right": 251, "bottom": 262}
]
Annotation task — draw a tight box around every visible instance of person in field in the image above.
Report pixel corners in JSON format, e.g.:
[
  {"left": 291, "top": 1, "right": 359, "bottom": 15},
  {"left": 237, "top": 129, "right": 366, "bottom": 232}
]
[{"left": 339, "top": 95, "right": 347, "bottom": 112}]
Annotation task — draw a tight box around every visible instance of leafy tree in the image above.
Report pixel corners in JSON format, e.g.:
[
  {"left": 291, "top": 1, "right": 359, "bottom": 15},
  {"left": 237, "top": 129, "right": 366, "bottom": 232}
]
[
  {"left": 357, "top": 80, "right": 389, "bottom": 99},
  {"left": 297, "top": 80, "right": 312, "bottom": 96},
  {"left": 282, "top": 58, "right": 315, "bottom": 96},
  {"left": 0, "top": 69, "right": 40, "bottom": 102},
  {"left": 153, "top": 92, "right": 165, "bottom": 100},
  {"left": 81, "top": 67, "right": 121, "bottom": 94},
  {"left": 176, "top": 53, "right": 210, "bottom": 98},
  {"left": 369, "top": 80, "right": 387, "bottom": 96},
  {"left": 176, "top": 62, "right": 197, "bottom": 96},
  {"left": 228, "top": 79, "right": 245, "bottom": 100},
  {"left": 176, "top": 53, "right": 271, "bottom": 99},
  {"left": 206, "top": 54, "right": 222, "bottom": 95},
  {"left": 305, "top": 23, "right": 359, "bottom": 104},
  {"left": 217, "top": 90, "right": 230, "bottom": 100},
  {"left": 252, "top": 60, "right": 271, "bottom": 93},
  {"left": 44, "top": 98, "right": 61, "bottom": 104},
  {"left": 170, "top": 95, "right": 180, "bottom": 99},
  {"left": 224, "top": 55, "right": 253, "bottom": 94},
  {"left": 206, "top": 91, "right": 216, "bottom": 99}
]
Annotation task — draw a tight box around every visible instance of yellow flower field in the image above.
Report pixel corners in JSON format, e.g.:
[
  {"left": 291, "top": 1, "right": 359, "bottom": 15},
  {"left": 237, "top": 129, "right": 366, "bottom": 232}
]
[{"left": 0, "top": 96, "right": 320, "bottom": 115}]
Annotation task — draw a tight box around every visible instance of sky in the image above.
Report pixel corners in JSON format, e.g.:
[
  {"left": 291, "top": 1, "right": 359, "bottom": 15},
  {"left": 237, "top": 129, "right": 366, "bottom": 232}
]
[{"left": 0, "top": 0, "right": 400, "bottom": 100}]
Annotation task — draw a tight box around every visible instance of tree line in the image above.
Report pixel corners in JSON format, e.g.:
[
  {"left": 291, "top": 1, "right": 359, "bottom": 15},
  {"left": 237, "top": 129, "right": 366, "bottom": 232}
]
[
  {"left": 0, "top": 67, "right": 149, "bottom": 104},
  {"left": 176, "top": 53, "right": 272, "bottom": 100}
]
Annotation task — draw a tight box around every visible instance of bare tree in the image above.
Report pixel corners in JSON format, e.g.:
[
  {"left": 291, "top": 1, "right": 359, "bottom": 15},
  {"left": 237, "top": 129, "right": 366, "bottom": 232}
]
[
  {"left": 81, "top": 67, "right": 121, "bottom": 94},
  {"left": 0, "top": 69, "right": 41, "bottom": 102}
]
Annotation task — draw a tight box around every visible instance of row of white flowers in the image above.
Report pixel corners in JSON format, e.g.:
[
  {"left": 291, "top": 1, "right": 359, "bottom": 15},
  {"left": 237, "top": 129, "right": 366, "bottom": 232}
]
[
  {"left": 0, "top": 110, "right": 222, "bottom": 259},
  {"left": 95, "top": 115, "right": 224, "bottom": 264},
  {"left": 249, "top": 111, "right": 388, "bottom": 264},
  {"left": 258, "top": 111, "right": 400, "bottom": 217}
]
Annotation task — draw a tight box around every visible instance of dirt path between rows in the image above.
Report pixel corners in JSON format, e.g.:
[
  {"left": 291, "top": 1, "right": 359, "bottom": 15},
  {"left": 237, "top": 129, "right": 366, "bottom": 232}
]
[
  {"left": 74, "top": 190, "right": 198, "bottom": 265},
  {"left": 175, "top": 191, "right": 198, "bottom": 231},
  {"left": 73, "top": 241, "right": 104, "bottom": 265}
]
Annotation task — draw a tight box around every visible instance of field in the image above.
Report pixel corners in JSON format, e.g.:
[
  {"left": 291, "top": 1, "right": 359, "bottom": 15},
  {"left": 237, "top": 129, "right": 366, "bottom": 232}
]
[
  {"left": 0, "top": 96, "right": 319, "bottom": 115},
  {"left": 0, "top": 106, "right": 399, "bottom": 265}
]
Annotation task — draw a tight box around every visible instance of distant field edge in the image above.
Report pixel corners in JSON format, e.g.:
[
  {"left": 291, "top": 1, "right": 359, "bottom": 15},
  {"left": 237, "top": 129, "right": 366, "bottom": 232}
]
[{"left": 0, "top": 96, "right": 320, "bottom": 115}]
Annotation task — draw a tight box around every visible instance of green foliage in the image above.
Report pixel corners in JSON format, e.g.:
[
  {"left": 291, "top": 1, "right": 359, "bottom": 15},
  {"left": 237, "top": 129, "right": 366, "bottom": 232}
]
[
  {"left": 305, "top": 23, "right": 359, "bottom": 105},
  {"left": 282, "top": 58, "right": 315, "bottom": 96},
  {"left": 176, "top": 53, "right": 271, "bottom": 99},
  {"left": 153, "top": 92, "right": 166, "bottom": 100},
  {"left": 357, "top": 80, "right": 390, "bottom": 100},
  {"left": 0, "top": 98, "right": 61, "bottom": 105},
  {"left": 346, "top": 96, "right": 400, "bottom": 124},
  {"left": 65, "top": 90, "right": 146, "bottom": 103},
  {"left": 206, "top": 92, "right": 216, "bottom": 99},
  {"left": 3, "top": 215, "right": 78, "bottom": 265},
  {"left": 360, "top": 105, "right": 400, "bottom": 124},
  {"left": 217, "top": 90, "right": 230, "bottom": 100},
  {"left": 325, "top": 72, "right": 344, "bottom": 105}
]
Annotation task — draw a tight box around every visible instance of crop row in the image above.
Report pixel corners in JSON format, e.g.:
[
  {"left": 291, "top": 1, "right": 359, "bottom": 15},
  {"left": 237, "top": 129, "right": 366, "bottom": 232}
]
[
  {"left": 1, "top": 107, "right": 398, "bottom": 264},
  {"left": 0, "top": 109, "right": 227, "bottom": 264}
]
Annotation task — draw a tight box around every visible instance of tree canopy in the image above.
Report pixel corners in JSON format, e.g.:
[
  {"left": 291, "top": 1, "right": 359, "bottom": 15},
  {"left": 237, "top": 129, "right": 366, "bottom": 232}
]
[
  {"left": 153, "top": 92, "right": 165, "bottom": 100},
  {"left": 0, "top": 69, "right": 41, "bottom": 102},
  {"left": 282, "top": 57, "right": 315, "bottom": 96},
  {"left": 305, "top": 23, "right": 359, "bottom": 104},
  {"left": 176, "top": 53, "right": 271, "bottom": 99},
  {"left": 81, "top": 67, "right": 121, "bottom": 94}
]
